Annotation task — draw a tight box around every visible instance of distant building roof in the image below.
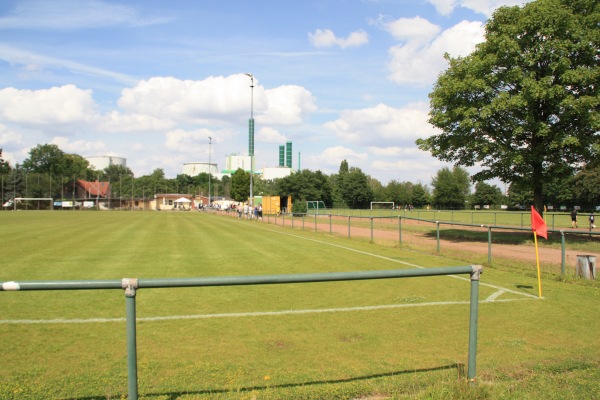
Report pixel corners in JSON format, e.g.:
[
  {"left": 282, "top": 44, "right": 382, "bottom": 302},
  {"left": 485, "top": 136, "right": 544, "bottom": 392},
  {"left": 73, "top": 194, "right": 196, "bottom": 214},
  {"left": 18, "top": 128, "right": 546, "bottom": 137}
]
[{"left": 77, "top": 180, "right": 110, "bottom": 197}]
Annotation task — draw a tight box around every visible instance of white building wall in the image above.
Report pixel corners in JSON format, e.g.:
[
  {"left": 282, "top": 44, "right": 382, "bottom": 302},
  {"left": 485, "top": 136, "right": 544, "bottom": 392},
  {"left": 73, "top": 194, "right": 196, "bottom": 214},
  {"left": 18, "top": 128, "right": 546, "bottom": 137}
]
[
  {"left": 86, "top": 156, "right": 126, "bottom": 171},
  {"left": 225, "top": 155, "right": 253, "bottom": 172},
  {"left": 182, "top": 162, "right": 219, "bottom": 176},
  {"left": 261, "top": 167, "right": 292, "bottom": 180}
]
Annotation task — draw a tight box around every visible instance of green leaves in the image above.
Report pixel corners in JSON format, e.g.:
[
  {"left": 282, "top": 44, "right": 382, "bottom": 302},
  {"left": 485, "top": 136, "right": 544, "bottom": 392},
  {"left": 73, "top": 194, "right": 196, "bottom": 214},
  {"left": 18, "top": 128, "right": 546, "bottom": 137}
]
[{"left": 420, "top": 0, "right": 599, "bottom": 210}]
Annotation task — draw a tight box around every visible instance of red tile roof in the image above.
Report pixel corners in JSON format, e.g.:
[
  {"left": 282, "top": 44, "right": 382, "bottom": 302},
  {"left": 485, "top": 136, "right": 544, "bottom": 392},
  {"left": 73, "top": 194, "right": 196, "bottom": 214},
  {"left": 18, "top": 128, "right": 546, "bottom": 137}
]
[{"left": 77, "top": 180, "right": 110, "bottom": 197}]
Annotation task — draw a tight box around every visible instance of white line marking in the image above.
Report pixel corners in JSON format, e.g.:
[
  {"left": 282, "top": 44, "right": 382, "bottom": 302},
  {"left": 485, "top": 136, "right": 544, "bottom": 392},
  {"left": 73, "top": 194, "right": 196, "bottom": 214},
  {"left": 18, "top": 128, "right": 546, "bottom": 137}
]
[
  {"left": 486, "top": 290, "right": 506, "bottom": 302},
  {"left": 0, "top": 216, "right": 538, "bottom": 325},
  {"left": 0, "top": 297, "right": 532, "bottom": 325},
  {"left": 243, "top": 219, "right": 540, "bottom": 299}
]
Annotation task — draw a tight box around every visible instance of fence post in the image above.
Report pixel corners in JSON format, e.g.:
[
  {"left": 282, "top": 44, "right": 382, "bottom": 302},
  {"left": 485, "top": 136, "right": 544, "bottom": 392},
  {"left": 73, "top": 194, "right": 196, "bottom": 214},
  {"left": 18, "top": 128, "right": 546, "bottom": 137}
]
[
  {"left": 468, "top": 265, "right": 482, "bottom": 385},
  {"left": 487, "top": 226, "right": 492, "bottom": 265},
  {"left": 329, "top": 214, "right": 332, "bottom": 235},
  {"left": 370, "top": 217, "right": 374, "bottom": 243},
  {"left": 398, "top": 216, "right": 402, "bottom": 247},
  {"left": 436, "top": 221, "right": 440, "bottom": 253},
  {"left": 122, "top": 278, "right": 139, "bottom": 400},
  {"left": 348, "top": 216, "right": 351, "bottom": 239},
  {"left": 560, "top": 230, "right": 566, "bottom": 275}
]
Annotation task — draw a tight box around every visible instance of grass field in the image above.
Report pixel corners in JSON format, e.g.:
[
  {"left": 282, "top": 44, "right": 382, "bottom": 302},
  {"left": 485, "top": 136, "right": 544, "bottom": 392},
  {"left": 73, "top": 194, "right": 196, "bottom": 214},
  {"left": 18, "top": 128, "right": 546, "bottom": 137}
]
[{"left": 1, "top": 211, "right": 599, "bottom": 399}]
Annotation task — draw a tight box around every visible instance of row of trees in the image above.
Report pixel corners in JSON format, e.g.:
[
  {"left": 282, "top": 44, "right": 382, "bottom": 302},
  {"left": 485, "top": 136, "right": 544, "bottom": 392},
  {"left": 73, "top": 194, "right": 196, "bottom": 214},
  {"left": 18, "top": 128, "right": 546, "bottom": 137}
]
[
  {"left": 417, "top": 0, "right": 599, "bottom": 214},
  {"left": 1, "top": 1, "right": 597, "bottom": 213},
  {"left": 1, "top": 144, "right": 598, "bottom": 211}
]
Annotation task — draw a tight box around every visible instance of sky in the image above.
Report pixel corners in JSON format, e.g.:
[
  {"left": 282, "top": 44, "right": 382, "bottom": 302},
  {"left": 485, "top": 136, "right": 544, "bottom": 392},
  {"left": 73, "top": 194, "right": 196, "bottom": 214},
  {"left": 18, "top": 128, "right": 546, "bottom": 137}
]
[{"left": 0, "top": 0, "right": 530, "bottom": 186}]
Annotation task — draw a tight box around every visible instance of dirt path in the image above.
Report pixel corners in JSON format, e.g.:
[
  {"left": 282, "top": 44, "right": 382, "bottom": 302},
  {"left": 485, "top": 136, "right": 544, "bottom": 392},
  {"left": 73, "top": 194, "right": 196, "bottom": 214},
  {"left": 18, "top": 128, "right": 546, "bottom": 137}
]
[{"left": 281, "top": 215, "right": 599, "bottom": 271}]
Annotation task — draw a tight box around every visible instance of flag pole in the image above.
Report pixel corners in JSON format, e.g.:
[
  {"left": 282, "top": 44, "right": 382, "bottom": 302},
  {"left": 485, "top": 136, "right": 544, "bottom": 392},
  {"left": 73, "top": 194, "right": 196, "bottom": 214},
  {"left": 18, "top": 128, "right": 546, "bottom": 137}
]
[{"left": 533, "top": 232, "right": 543, "bottom": 298}]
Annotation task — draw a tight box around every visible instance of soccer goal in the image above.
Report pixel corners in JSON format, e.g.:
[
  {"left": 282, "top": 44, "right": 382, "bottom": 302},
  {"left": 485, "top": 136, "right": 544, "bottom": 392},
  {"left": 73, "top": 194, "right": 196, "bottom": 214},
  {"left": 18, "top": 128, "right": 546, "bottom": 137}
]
[
  {"left": 12, "top": 198, "right": 54, "bottom": 211},
  {"left": 370, "top": 201, "right": 395, "bottom": 210},
  {"left": 306, "top": 200, "right": 326, "bottom": 215}
]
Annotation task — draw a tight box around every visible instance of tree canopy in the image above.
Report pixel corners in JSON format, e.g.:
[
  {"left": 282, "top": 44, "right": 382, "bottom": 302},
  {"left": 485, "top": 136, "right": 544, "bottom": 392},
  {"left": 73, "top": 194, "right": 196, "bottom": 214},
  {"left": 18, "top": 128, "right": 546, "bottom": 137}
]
[
  {"left": 432, "top": 166, "right": 471, "bottom": 209},
  {"left": 0, "top": 149, "right": 10, "bottom": 174},
  {"left": 417, "top": 0, "right": 599, "bottom": 212}
]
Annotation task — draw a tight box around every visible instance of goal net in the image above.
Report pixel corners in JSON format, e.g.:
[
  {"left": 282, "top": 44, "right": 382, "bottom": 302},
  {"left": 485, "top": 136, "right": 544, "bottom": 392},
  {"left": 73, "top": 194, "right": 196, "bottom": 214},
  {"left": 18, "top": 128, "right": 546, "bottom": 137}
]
[
  {"left": 10, "top": 198, "right": 54, "bottom": 211},
  {"left": 370, "top": 201, "right": 395, "bottom": 210},
  {"left": 306, "top": 200, "right": 326, "bottom": 215}
]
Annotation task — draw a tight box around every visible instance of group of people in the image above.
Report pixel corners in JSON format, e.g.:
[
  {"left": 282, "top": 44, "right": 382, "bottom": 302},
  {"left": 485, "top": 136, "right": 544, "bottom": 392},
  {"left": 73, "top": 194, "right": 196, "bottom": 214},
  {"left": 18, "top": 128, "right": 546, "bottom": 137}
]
[
  {"left": 236, "top": 203, "right": 263, "bottom": 220},
  {"left": 570, "top": 209, "right": 595, "bottom": 230}
]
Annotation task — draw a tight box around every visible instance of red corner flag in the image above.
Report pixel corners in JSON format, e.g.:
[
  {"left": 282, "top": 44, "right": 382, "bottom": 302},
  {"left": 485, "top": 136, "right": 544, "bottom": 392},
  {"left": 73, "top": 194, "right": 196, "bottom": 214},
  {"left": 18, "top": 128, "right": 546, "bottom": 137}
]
[{"left": 531, "top": 206, "right": 548, "bottom": 239}]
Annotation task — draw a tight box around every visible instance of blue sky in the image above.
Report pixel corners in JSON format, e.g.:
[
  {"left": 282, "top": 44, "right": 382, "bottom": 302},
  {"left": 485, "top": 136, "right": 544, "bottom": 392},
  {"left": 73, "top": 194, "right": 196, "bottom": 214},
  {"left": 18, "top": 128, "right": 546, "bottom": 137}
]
[{"left": 0, "top": 0, "right": 529, "bottom": 185}]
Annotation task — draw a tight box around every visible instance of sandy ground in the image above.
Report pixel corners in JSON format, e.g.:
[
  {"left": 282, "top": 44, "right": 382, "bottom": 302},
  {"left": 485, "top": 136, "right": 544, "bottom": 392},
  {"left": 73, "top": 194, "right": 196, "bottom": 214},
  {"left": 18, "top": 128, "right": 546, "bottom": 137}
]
[{"left": 266, "top": 214, "right": 599, "bottom": 273}]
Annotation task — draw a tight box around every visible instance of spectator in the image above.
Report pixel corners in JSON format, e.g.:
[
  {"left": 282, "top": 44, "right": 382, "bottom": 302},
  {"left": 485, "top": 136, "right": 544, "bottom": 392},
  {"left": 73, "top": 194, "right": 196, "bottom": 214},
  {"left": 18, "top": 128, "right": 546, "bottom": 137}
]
[{"left": 571, "top": 209, "right": 578, "bottom": 228}]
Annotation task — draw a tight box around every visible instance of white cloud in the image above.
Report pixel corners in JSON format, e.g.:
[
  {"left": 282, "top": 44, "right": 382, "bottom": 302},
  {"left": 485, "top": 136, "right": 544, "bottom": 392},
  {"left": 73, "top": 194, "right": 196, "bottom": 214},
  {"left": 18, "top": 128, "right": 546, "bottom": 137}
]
[
  {"left": 426, "top": 0, "right": 532, "bottom": 17},
  {"left": 0, "top": 124, "right": 23, "bottom": 147},
  {"left": 383, "top": 16, "right": 441, "bottom": 43},
  {"left": 117, "top": 75, "right": 316, "bottom": 127},
  {"left": 310, "top": 146, "right": 369, "bottom": 169},
  {"left": 0, "top": 0, "right": 171, "bottom": 30},
  {"left": 386, "top": 20, "right": 484, "bottom": 86},
  {"left": 324, "top": 102, "right": 438, "bottom": 147},
  {"left": 50, "top": 136, "right": 106, "bottom": 155},
  {"left": 118, "top": 74, "right": 265, "bottom": 124},
  {"left": 257, "top": 127, "right": 287, "bottom": 144},
  {"left": 0, "top": 44, "right": 138, "bottom": 85},
  {"left": 99, "top": 111, "right": 175, "bottom": 132},
  {"left": 164, "top": 128, "right": 236, "bottom": 156},
  {"left": 262, "top": 85, "right": 317, "bottom": 125},
  {"left": 308, "top": 29, "right": 369, "bottom": 49},
  {"left": 0, "top": 85, "right": 98, "bottom": 126}
]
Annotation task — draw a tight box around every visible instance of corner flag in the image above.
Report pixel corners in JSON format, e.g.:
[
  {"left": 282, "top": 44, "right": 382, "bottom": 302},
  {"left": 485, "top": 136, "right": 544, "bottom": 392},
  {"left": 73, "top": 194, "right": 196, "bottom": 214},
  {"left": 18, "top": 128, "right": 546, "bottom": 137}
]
[
  {"left": 530, "top": 205, "right": 547, "bottom": 298},
  {"left": 531, "top": 206, "right": 548, "bottom": 240}
]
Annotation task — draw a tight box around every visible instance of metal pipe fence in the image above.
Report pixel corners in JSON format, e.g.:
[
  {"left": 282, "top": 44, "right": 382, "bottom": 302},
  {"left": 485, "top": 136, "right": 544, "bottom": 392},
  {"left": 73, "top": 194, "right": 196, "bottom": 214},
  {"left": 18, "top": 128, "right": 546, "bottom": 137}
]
[
  {"left": 2, "top": 265, "right": 483, "bottom": 399},
  {"left": 222, "top": 210, "right": 598, "bottom": 276}
]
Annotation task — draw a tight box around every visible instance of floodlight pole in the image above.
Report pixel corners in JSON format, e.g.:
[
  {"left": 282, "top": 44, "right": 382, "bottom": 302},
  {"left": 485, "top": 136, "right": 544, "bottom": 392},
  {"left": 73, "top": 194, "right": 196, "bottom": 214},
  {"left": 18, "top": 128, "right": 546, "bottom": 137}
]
[
  {"left": 245, "top": 73, "right": 254, "bottom": 213},
  {"left": 208, "top": 136, "right": 212, "bottom": 208}
]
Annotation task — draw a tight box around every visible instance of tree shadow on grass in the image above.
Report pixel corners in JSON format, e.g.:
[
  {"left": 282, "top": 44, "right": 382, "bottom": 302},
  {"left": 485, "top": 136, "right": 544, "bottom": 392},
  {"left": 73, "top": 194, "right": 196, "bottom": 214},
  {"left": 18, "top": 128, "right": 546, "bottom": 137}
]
[
  {"left": 425, "top": 228, "right": 546, "bottom": 245},
  {"left": 425, "top": 228, "right": 600, "bottom": 246},
  {"left": 61, "top": 364, "right": 462, "bottom": 400}
]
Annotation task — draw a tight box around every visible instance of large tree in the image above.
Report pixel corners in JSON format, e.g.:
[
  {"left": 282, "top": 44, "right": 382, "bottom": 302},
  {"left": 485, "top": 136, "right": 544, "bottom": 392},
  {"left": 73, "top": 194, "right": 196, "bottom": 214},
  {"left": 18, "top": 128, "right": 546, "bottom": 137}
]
[
  {"left": 275, "top": 169, "right": 333, "bottom": 205},
  {"left": 0, "top": 149, "right": 10, "bottom": 174},
  {"left": 337, "top": 167, "right": 374, "bottom": 209},
  {"left": 230, "top": 168, "right": 250, "bottom": 203},
  {"left": 417, "top": 0, "right": 599, "bottom": 213},
  {"left": 432, "top": 166, "right": 471, "bottom": 209},
  {"left": 472, "top": 181, "right": 504, "bottom": 207}
]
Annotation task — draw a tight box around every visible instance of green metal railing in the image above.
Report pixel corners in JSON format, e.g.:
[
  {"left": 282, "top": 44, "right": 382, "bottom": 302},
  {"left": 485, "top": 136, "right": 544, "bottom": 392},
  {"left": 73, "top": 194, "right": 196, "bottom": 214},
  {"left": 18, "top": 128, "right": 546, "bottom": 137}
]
[
  {"left": 263, "top": 211, "right": 595, "bottom": 274},
  {"left": 2, "top": 265, "right": 483, "bottom": 399}
]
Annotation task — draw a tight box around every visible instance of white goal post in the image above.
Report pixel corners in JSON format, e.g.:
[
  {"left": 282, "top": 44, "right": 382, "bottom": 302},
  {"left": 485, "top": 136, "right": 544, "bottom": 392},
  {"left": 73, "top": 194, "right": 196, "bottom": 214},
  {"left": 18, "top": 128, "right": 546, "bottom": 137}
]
[
  {"left": 370, "top": 201, "right": 395, "bottom": 210},
  {"left": 306, "top": 200, "right": 326, "bottom": 215},
  {"left": 10, "top": 198, "right": 54, "bottom": 210}
]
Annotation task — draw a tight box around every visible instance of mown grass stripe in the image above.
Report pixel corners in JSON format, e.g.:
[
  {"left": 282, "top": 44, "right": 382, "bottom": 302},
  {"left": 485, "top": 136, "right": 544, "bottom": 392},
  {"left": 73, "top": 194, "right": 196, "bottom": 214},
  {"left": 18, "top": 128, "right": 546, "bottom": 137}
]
[{"left": 0, "top": 297, "right": 532, "bottom": 324}]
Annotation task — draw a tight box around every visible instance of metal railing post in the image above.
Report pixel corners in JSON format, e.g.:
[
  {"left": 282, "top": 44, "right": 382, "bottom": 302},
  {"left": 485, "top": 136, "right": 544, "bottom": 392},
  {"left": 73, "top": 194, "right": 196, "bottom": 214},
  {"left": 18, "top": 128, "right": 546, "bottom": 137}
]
[
  {"left": 398, "top": 216, "right": 402, "bottom": 246},
  {"left": 436, "top": 221, "right": 440, "bottom": 253},
  {"left": 468, "top": 265, "right": 482, "bottom": 385},
  {"left": 487, "top": 226, "right": 492, "bottom": 265},
  {"left": 348, "top": 216, "right": 351, "bottom": 239},
  {"left": 329, "top": 214, "right": 332, "bottom": 235},
  {"left": 122, "top": 278, "right": 139, "bottom": 400},
  {"left": 370, "top": 217, "right": 374, "bottom": 242},
  {"left": 560, "top": 230, "right": 566, "bottom": 275}
]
